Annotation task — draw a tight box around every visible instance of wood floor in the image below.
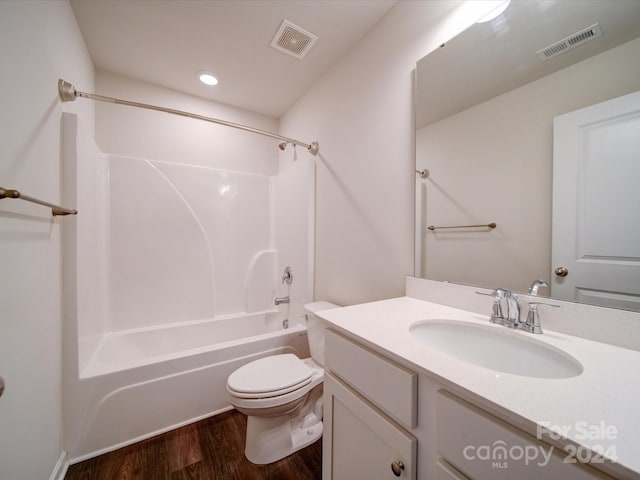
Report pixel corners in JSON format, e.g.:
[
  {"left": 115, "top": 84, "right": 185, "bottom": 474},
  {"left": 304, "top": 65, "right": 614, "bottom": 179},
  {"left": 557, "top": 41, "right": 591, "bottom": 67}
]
[{"left": 65, "top": 409, "right": 322, "bottom": 480}]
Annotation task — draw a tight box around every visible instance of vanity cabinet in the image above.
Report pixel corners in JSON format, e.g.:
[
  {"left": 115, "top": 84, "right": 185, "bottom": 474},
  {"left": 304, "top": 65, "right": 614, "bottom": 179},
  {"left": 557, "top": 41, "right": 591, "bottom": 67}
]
[
  {"left": 323, "top": 330, "right": 417, "bottom": 479},
  {"left": 323, "top": 328, "right": 615, "bottom": 480},
  {"left": 436, "top": 390, "right": 613, "bottom": 480}
]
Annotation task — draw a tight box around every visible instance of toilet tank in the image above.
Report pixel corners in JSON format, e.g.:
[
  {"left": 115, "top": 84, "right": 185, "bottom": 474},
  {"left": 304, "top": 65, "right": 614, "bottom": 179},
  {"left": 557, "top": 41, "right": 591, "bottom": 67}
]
[{"left": 304, "top": 301, "right": 339, "bottom": 366}]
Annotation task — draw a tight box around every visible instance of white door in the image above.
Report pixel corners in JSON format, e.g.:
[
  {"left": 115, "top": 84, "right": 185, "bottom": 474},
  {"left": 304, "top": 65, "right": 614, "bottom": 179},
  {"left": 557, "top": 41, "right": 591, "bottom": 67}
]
[{"left": 552, "top": 90, "right": 640, "bottom": 311}]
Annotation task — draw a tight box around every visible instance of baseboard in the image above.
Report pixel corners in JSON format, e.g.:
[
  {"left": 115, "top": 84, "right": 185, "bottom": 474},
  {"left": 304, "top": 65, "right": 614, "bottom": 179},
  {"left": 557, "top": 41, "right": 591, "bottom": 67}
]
[
  {"left": 68, "top": 406, "right": 233, "bottom": 465},
  {"left": 49, "top": 451, "right": 69, "bottom": 480}
]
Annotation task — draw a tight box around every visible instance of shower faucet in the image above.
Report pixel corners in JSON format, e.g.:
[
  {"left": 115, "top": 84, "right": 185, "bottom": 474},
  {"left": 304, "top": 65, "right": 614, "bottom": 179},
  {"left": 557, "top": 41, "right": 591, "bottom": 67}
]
[
  {"left": 275, "top": 267, "right": 292, "bottom": 305},
  {"left": 274, "top": 296, "right": 290, "bottom": 306},
  {"left": 282, "top": 266, "right": 293, "bottom": 285}
]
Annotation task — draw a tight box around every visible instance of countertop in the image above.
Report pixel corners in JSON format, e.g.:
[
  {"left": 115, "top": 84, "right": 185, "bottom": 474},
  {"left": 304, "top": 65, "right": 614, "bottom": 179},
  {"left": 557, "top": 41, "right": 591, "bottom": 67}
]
[{"left": 318, "top": 296, "right": 640, "bottom": 480}]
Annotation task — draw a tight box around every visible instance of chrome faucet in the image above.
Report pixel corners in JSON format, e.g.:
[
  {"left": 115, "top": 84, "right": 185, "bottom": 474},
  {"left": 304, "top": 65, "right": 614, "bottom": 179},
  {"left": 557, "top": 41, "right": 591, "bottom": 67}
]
[
  {"left": 274, "top": 296, "right": 290, "bottom": 306},
  {"left": 476, "top": 288, "right": 521, "bottom": 327},
  {"left": 476, "top": 288, "right": 508, "bottom": 324},
  {"left": 275, "top": 268, "right": 292, "bottom": 306},
  {"left": 502, "top": 290, "right": 521, "bottom": 329},
  {"left": 477, "top": 288, "right": 521, "bottom": 328},
  {"left": 477, "top": 288, "right": 560, "bottom": 334},
  {"left": 528, "top": 279, "right": 549, "bottom": 296},
  {"left": 282, "top": 266, "right": 293, "bottom": 285},
  {"left": 523, "top": 302, "right": 561, "bottom": 334}
]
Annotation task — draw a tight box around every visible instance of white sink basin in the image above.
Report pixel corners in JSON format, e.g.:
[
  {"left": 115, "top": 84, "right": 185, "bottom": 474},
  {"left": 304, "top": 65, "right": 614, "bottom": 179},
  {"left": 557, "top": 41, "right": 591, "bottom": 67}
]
[{"left": 409, "top": 320, "right": 583, "bottom": 379}]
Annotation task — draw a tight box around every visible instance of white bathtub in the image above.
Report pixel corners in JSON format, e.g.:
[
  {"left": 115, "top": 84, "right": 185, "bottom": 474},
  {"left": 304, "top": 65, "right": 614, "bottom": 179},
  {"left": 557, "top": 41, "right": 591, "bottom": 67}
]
[
  {"left": 82, "top": 312, "right": 293, "bottom": 377},
  {"left": 65, "top": 314, "right": 310, "bottom": 463}
]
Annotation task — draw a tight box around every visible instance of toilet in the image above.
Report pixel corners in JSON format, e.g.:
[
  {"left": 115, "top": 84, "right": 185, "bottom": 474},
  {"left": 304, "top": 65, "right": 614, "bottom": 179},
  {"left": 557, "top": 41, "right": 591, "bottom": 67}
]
[{"left": 226, "top": 301, "right": 338, "bottom": 464}]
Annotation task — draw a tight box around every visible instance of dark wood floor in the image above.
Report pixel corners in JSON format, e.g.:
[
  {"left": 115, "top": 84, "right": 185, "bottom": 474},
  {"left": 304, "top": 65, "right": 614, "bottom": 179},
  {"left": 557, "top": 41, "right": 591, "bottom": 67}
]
[{"left": 65, "top": 409, "right": 322, "bottom": 480}]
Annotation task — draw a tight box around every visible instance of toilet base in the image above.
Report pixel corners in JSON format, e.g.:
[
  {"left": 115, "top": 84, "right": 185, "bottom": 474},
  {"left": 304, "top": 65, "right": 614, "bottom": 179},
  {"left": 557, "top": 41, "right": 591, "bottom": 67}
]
[{"left": 244, "top": 413, "right": 323, "bottom": 465}]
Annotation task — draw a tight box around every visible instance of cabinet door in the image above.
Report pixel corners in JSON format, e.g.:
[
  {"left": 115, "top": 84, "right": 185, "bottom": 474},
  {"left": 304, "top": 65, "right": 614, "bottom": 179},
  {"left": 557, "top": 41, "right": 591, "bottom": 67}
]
[
  {"left": 436, "top": 458, "right": 470, "bottom": 480},
  {"left": 323, "top": 373, "right": 416, "bottom": 480}
]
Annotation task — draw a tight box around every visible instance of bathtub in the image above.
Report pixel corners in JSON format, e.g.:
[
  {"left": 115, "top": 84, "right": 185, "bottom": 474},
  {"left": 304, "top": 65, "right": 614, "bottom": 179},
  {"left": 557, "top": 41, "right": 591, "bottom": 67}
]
[
  {"left": 81, "top": 312, "right": 297, "bottom": 377},
  {"left": 65, "top": 313, "right": 310, "bottom": 463}
]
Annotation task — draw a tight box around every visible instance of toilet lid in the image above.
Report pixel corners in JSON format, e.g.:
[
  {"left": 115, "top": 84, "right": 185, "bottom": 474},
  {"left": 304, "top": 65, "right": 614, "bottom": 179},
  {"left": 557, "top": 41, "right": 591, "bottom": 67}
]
[{"left": 227, "top": 354, "right": 312, "bottom": 395}]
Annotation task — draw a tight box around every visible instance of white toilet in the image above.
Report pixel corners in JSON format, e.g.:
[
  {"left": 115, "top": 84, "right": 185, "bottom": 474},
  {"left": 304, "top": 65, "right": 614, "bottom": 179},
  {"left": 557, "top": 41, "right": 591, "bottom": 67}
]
[{"left": 226, "top": 301, "right": 337, "bottom": 464}]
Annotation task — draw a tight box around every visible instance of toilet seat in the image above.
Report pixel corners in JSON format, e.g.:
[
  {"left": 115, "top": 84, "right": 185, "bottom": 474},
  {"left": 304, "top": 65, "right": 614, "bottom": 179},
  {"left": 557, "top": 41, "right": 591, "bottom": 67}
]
[{"left": 227, "top": 354, "right": 313, "bottom": 399}]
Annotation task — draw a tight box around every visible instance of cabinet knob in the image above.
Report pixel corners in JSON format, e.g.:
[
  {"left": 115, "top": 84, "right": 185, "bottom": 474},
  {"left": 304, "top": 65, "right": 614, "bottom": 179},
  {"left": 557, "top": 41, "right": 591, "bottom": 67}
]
[
  {"left": 391, "top": 461, "right": 405, "bottom": 477},
  {"left": 554, "top": 266, "right": 569, "bottom": 277}
]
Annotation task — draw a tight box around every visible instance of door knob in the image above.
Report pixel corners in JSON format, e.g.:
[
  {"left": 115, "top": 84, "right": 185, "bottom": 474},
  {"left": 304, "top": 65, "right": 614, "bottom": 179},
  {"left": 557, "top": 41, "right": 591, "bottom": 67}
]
[
  {"left": 554, "top": 266, "right": 569, "bottom": 277},
  {"left": 391, "top": 461, "right": 405, "bottom": 477}
]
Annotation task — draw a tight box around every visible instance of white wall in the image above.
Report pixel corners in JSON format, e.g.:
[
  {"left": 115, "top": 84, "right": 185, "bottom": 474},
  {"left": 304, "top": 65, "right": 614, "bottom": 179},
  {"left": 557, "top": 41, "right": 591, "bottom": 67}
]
[
  {"left": 279, "top": 1, "right": 497, "bottom": 306},
  {"left": 0, "top": 1, "right": 94, "bottom": 478},
  {"left": 92, "top": 71, "right": 318, "bottom": 326},
  {"left": 417, "top": 37, "right": 640, "bottom": 293},
  {"left": 95, "top": 70, "right": 280, "bottom": 175},
  {"left": 107, "top": 157, "right": 276, "bottom": 330},
  {"left": 274, "top": 154, "right": 316, "bottom": 325}
]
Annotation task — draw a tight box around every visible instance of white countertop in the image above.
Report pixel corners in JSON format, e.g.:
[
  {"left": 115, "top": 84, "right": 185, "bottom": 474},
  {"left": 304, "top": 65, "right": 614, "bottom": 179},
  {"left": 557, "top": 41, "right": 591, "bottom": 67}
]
[{"left": 318, "top": 296, "right": 640, "bottom": 480}]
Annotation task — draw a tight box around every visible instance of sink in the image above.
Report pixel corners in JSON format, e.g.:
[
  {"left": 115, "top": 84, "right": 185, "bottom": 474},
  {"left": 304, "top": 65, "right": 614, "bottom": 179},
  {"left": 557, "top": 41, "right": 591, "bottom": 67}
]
[{"left": 409, "top": 320, "right": 583, "bottom": 379}]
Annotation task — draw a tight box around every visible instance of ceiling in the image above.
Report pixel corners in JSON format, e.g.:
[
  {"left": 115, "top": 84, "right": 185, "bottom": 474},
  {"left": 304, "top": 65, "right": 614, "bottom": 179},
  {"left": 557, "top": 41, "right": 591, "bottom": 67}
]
[
  {"left": 70, "top": 0, "right": 397, "bottom": 119},
  {"left": 416, "top": 0, "right": 640, "bottom": 128}
]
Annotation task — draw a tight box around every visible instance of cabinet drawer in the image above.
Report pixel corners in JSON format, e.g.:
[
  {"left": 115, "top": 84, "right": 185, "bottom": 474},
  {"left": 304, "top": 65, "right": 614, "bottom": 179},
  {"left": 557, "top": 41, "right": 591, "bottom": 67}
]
[
  {"left": 325, "top": 329, "right": 417, "bottom": 428},
  {"left": 436, "top": 390, "right": 613, "bottom": 480}
]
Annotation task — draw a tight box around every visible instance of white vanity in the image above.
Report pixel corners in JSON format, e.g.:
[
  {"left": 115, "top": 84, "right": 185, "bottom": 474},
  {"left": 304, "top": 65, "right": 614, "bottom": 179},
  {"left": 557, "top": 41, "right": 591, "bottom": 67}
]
[{"left": 318, "top": 278, "right": 640, "bottom": 480}]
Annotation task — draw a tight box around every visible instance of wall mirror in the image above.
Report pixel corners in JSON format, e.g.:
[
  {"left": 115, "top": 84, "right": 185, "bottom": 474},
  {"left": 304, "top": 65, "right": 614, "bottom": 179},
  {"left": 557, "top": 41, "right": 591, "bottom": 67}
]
[{"left": 415, "top": 0, "right": 640, "bottom": 311}]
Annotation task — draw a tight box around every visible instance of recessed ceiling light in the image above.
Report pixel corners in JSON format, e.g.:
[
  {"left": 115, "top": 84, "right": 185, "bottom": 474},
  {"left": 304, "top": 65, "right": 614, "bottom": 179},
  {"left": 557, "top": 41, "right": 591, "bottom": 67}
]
[
  {"left": 476, "top": 0, "right": 511, "bottom": 23},
  {"left": 198, "top": 72, "right": 218, "bottom": 86}
]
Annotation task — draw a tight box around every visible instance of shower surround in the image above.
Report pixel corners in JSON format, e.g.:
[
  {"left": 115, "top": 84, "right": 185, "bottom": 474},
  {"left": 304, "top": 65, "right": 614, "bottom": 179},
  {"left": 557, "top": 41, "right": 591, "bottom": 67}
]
[{"left": 61, "top": 113, "right": 314, "bottom": 461}]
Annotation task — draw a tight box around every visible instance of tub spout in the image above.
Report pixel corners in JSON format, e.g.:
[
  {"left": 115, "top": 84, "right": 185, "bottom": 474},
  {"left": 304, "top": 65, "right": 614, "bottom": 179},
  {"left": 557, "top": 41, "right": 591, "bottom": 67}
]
[{"left": 274, "top": 296, "right": 290, "bottom": 306}]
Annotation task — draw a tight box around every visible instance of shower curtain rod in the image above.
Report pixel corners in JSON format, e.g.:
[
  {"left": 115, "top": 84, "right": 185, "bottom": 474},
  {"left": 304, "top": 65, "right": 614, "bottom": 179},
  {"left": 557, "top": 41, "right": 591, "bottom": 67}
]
[
  {"left": 0, "top": 186, "right": 78, "bottom": 216},
  {"left": 57, "top": 79, "right": 319, "bottom": 156}
]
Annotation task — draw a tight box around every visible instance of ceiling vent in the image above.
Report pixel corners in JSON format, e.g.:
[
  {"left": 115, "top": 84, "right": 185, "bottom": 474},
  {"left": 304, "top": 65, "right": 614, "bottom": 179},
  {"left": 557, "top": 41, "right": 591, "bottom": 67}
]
[
  {"left": 270, "top": 20, "right": 318, "bottom": 60},
  {"left": 536, "top": 23, "right": 603, "bottom": 61}
]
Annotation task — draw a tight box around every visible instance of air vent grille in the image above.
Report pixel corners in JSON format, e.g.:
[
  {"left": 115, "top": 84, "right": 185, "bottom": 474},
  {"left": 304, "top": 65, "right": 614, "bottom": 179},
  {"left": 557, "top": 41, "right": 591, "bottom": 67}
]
[
  {"left": 270, "top": 20, "right": 318, "bottom": 60},
  {"left": 536, "top": 23, "right": 603, "bottom": 61}
]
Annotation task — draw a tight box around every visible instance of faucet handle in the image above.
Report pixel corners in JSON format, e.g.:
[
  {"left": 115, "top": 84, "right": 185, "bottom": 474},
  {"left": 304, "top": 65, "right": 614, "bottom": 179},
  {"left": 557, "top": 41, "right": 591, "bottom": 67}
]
[
  {"left": 475, "top": 290, "right": 506, "bottom": 325},
  {"left": 524, "top": 302, "right": 560, "bottom": 334},
  {"left": 282, "top": 266, "right": 293, "bottom": 285},
  {"left": 475, "top": 288, "right": 508, "bottom": 298}
]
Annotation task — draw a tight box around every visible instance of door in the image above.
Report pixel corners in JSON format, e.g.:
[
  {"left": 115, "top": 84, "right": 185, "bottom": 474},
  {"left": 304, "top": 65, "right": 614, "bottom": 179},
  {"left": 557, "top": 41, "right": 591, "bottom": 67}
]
[{"left": 552, "top": 90, "right": 640, "bottom": 311}]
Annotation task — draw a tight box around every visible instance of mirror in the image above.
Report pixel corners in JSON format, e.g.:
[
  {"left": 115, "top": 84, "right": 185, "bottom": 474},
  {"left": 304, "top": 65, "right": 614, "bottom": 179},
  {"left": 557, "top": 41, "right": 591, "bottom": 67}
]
[{"left": 415, "top": 0, "right": 640, "bottom": 311}]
